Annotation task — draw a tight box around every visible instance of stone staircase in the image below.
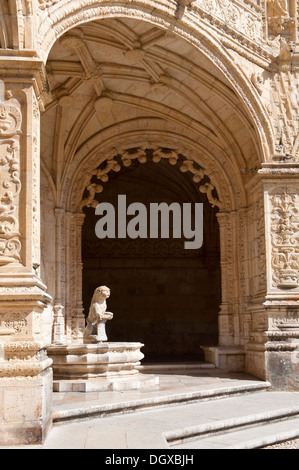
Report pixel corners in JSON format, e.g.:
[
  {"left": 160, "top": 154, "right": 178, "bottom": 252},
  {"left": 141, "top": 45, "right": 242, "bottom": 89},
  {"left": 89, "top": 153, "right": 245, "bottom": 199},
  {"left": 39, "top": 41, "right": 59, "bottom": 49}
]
[
  {"left": 47, "top": 365, "right": 299, "bottom": 449},
  {"left": 166, "top": 400, "right": 299, "bottom": 449},
  {"left": 52, "top": 362, "right": 269, "bottom": 423}
]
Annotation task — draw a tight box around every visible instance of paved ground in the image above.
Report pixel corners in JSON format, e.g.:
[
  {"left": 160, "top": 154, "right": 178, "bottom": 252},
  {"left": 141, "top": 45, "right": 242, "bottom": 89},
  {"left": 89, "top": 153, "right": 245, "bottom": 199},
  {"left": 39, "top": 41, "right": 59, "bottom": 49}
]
[
  {"left": 43, "top": 368, "right": 299, "bottom": 450},
  {"left": 47, "top": 391, "right": 299, "bottom": 449},
  {"left": 52, "top": 366, "right": 267, "bottom": 419},
  {"left": 3, "top": 367, "right": 299, "bottom": 450}
]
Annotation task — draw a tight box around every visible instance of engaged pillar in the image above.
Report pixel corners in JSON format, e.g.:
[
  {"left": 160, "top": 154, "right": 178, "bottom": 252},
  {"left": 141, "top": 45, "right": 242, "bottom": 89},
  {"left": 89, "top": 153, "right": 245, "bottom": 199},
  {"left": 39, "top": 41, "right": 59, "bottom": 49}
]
[{"left": 0, "top": 59, "right": 53, "bottom": 445}]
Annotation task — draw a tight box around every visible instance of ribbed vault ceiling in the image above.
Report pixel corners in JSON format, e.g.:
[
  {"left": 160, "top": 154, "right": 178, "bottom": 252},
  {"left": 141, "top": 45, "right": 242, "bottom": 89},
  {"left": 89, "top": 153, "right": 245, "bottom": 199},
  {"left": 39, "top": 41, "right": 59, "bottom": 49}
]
[{"left": 41, "top": 17, "right": 260, "bottom": 204}]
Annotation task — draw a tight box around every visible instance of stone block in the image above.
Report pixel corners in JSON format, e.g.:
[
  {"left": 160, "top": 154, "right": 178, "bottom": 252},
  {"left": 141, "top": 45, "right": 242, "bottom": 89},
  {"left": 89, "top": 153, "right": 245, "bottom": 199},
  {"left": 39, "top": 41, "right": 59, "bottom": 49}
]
[
  {"left": 0, "top": 368, "right": 53, "bottom": 445},
  {"left": 202, "top": 346, "right": 245, "bottom": 372}
]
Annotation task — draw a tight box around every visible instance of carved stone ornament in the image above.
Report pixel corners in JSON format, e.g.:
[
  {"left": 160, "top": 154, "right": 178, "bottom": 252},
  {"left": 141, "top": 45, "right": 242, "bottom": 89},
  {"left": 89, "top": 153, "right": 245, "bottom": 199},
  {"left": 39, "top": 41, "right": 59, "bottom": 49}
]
[
  {"left": 80, "top": 147, "right": 223, "bottom": 210},
  {"left": 83, "top": 286, "right": 113, "bottom": 343},
  {"left": 0, "top": 104, "right": 22, "bottom": 137},
  {"left": 0, "top": 98, "right": 22, "bottom": 265},
  {"left": 195, "top": 0, "right": 263, "bottom": 42},
  {"left": 52, "top": 304, "right": 66, "bottom": 345},
  {"left": 270, "top": 190, "right": 299, "bottom": 289},
  {"left": 267, "top": 0, "right": 289, "bottom": 17},
  {"left": 270, "top": 316, "right": 299, "bottom": 330},
  {"left": 270, "top": 71, "right": 299, "bottom": 161},
  {"left": 3, "top": 313, "right": 27, "bottom": 334},
  {"left": 38, "top": 0, "right": 60, "bottom": 9}
]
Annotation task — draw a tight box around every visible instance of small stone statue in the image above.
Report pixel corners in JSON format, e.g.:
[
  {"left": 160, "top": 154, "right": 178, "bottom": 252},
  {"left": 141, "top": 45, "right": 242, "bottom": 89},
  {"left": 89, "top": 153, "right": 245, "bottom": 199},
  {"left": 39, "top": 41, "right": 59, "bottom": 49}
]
[{"left": 83, "top": 286, "right": 113, "bottom": 344}]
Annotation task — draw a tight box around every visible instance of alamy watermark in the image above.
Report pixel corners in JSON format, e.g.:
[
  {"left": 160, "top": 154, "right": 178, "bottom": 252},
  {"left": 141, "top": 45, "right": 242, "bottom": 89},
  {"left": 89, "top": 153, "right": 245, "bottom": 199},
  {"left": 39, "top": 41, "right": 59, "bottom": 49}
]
[{"left": 95, "top": 195, "right": 203, "bottom": 249}]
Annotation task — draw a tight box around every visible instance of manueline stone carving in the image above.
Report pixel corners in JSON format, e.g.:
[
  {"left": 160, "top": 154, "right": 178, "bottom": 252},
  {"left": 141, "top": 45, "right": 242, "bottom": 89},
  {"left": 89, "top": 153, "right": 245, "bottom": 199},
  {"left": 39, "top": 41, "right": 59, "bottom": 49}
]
[
  {"left": 195, "top": 0, "right": 263, "bottom": 41},
  {"left": 80, "top": 147, "right": 223, "bottom": 210},
  {"left": 268, "top": 0, "right": 289, "bottom": 17},
  {"left": 83, "top": 286, "right": 113, "bottom": 343},
  {"left": 270, "top": 189, "right": 299, "bottom": 289},
  {"left": 0, "top": 94, "right": 22, "bottom": 265},
  {"left": 270, "top": 71, "right": 299, "bottom": 162},
  {"left": 38, "top": 0, "right": 60, "bottom": 9}
]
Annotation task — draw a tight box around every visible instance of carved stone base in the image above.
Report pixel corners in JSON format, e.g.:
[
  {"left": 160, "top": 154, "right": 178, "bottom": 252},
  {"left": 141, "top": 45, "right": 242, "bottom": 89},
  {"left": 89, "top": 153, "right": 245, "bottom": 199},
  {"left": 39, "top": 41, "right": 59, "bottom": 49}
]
[
  {"left": 48, "top": 342, "right": 159, "bottom": 392},
  {"left": 0, "top": 275, "right": 53, "bottom": 445},
  {"left": 201, "top": 345, "right": 245, "bottom": 372},
  {"left": 0, "top": 368, "right": 53, "bottom": 446},
  {"left": 265, "top": 329, "right": 299, "bottom": 390}
]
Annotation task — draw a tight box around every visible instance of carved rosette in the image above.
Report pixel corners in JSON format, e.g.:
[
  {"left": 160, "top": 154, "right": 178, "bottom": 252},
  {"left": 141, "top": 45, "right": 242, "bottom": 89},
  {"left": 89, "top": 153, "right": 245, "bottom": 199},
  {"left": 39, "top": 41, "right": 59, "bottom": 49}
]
[
  {"left": 270, "top": 189, "right": 299, "bottom": 289},
  {"left": 0, "top": 100, "right": 22, "bottom": 265}
]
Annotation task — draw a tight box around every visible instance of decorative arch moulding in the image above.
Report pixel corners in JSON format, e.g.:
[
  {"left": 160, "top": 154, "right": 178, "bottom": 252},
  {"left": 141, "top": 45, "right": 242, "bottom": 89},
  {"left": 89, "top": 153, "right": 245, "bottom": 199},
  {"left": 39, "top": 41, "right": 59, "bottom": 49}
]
[
  {"left": 39, "top": 0, "right": 274, "bottom": 67},
  {"left": 79, "top": 146, "right": 223, "bottom": 211},
  {"left": 36, "top": 0, "right": 274, "bottom": 166},
  {"left": 269, "top": 187, "right": 299, "bottom": 291}
]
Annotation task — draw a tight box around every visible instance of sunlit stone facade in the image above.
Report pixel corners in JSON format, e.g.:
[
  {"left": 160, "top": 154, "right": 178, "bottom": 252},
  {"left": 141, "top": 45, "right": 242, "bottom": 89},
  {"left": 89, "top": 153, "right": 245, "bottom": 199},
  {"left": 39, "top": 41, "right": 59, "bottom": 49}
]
[{"left": 0, "top": 0, "right": 298, "bottom": 445}]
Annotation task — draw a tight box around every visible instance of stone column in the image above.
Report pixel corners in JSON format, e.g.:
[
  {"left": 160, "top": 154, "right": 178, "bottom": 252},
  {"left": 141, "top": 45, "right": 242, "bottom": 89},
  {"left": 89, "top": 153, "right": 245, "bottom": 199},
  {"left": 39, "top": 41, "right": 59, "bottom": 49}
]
[
  {"left": 244, "top": 177, "right": 268, "bottom": 380},
  {"left": 0, "top": 59, "right": 52, "bottom": 445},
  {"left": 65, "top": 211, "right": 86, "bottom": 343},
  {"left": 217, "top": 211, "right": 235, "bottom": 346},
  {"left": 260, "top": 164, "right": 299, "bottom": 390}
]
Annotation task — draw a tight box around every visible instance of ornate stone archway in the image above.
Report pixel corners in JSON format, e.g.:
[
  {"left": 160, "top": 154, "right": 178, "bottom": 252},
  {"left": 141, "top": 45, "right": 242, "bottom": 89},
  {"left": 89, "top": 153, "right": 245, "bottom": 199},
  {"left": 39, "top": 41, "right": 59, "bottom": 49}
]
[
  {"left": 1, "top": 0, "right": 299, "bottom": 447},
  {"left": 52, "top": 136, "right": 249, "bottom": 365}
]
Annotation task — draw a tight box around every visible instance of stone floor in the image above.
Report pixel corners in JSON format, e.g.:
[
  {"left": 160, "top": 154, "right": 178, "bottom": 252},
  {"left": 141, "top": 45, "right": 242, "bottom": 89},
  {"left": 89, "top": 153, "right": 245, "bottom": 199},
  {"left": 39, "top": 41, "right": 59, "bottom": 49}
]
[
  {"left": 47, "top": 367, "right": 299, "bottom": 449},
  {"left": 3, "top": 365, "right": 299, "bottom": 449},
  {"left": 51, "top": 364, "right": 268, "bottom": 421}
]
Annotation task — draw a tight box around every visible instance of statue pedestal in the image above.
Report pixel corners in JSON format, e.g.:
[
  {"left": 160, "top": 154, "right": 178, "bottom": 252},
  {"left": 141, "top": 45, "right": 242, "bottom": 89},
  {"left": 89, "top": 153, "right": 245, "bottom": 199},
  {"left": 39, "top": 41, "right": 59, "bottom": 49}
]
[{"left": 47, "top": 342, "right": 159, "bottom": 392}]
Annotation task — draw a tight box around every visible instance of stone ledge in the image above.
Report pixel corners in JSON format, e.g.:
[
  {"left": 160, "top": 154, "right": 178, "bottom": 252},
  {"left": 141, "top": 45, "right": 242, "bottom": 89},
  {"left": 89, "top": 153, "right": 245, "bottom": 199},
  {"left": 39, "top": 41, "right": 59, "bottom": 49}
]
[
  {"left": 201, "top": 346, "right": 245, "bottom": 371},
  {"left": 48, "top": 341, "right": 147, "bottom": 381},
  {"left": 53, "top": 373, "right": 159, "bottom": 392}
]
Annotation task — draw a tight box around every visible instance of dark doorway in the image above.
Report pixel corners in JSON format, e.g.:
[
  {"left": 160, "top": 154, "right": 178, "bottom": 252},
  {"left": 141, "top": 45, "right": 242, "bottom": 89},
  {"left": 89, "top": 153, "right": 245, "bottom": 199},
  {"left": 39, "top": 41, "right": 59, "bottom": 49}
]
[{"left": 82, "top": 152, "right": 221, "bottom": 362}]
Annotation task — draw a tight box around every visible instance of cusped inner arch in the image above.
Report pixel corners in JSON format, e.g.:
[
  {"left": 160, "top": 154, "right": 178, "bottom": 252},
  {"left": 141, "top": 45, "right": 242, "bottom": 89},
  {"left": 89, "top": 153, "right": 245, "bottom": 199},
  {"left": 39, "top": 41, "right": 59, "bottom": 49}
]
[
  {"left": 81, "top": 144, "right": 221, "bottom": 361},
  {"left": 79, "top": 146, "right": 223, "bottom": 211}
]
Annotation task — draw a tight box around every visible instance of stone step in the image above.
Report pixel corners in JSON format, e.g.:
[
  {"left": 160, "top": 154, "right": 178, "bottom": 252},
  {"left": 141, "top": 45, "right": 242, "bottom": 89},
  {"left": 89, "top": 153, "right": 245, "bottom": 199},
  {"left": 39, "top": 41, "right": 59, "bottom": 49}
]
[
  {"left": 167, "top": 406, "right": 299, "bottom": 448},
  {"left": 52, "top": 378, "right": 271, "bottom": 423},
  {"left": 137, "top": 362, "right": 216, "bottom": 372},
  {"left": 47, "top": 390, "right": 299, "bottom": 449},
  {"left": 171, "top": 415, "right": 299, "bottom": 449}
]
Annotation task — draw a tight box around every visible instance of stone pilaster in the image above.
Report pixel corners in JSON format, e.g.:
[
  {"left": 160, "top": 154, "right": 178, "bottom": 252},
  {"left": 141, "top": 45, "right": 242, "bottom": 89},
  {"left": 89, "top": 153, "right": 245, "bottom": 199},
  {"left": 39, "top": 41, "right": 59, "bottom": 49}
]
[
  {"left": 65, "top": 211, "right": 86, "bottom": 343},
  {"left": 202, "top": 210, "right": 245, "bottom": 372},
  {"left": 0, "top": 57, "right": 52, "bottom": 445},
  {"left": 242, "top": 177, "right": 268, "bottom": 380},
  {"left": 260, "top": 164, "right": 299, "bottom": 390}
]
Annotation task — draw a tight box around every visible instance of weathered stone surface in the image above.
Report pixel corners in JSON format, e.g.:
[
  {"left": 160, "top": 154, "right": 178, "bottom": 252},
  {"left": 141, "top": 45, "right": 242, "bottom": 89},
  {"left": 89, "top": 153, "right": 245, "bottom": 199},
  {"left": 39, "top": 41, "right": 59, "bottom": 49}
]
[
  {"left": 0, "top": 0, "right": 299, "bottom": 446},
  {"left": 48, "top": 342, "right": 145, "bottom": 379}
]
